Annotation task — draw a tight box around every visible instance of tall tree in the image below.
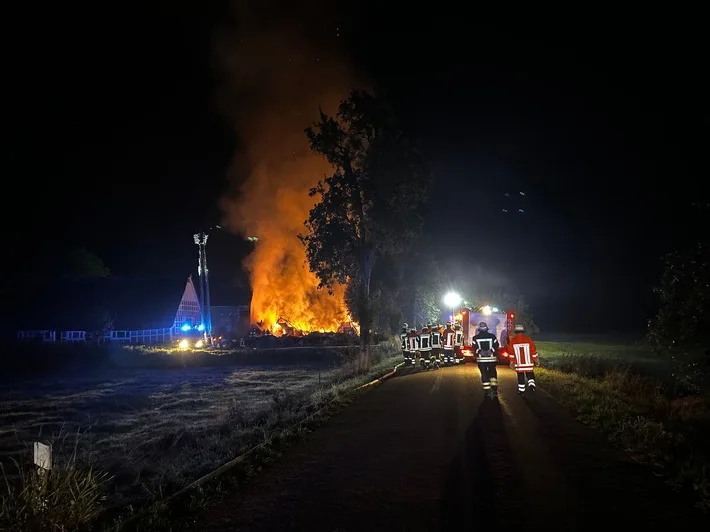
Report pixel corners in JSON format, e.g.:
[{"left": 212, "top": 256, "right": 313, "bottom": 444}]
[
  {"left": 647, "top": 242, "right": 709, "bottom": 349},
  {"left": 300, "top": 90, "right": 432, "bottom": 350},
  {"left": 396, "top": 251, "right": 444, "bottom": 329},
  {"left": 62, "top": 247, "right": 111, "bottom": 277},
  {"left": 647, "top": 202, "right": 709, "bottom": 350},
  {"left": 486, "top": 291, "right": 539, "bottom": 334}
]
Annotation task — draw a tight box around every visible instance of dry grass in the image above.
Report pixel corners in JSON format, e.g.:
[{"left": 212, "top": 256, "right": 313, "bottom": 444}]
[
  {"left": 0, "top": 429, "right": 112, "bottom": 531},
  {"left": 537, "top": 341, "right": 710, "bottom": 510},
  {"left": 0, "top": 341, "right": 401, "bottom": 531}
]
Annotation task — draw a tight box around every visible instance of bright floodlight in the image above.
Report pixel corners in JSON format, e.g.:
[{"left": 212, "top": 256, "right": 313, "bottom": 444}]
[
  {"left": 482, "top": 305, "right": 492, "bottom": 316},
  {"left": 443, "top": 292, "right": 461, "bottom": 308},
  {"left": 178, "top": 339, "right": 189, "bottom": 349}
]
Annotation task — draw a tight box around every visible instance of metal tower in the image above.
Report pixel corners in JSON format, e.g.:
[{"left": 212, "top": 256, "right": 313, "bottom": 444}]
[{"left": 193, "top": 232, "right": 212, "bottom": 340}]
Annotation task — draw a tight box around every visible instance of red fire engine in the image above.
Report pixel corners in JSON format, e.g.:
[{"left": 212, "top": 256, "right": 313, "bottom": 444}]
[{"left": 458, "top": 306, "right": 515, "bottom": 364}]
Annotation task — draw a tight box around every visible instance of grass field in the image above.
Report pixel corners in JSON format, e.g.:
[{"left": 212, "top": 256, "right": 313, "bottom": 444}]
[
  {"left": 0, "top": 342, "right": 401, "bottom": 530},
  {"left": 534, "top": 338, "right": 710, "bottom": 510}
]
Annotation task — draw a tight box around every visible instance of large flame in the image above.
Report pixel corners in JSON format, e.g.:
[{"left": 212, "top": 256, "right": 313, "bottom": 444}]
[
  {"left": 238, "top": 156, "right": 349, "bottom": 332},
  {"left": 216, "top": 2, "right": 362, "bottom": 332}
]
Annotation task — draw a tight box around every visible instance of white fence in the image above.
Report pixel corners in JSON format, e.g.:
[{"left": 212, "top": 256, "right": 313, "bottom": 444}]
[
  {"left": 16, "top": 330, "right": 56, "bottom": 342},
  {"left": 17, "top": 327, "right": 178, "bottom": 346}
]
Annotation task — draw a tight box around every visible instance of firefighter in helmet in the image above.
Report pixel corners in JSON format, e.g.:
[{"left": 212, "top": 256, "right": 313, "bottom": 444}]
[
  {"left": 442, "top": 321, "right": 455, "bottom": 365},
  {"left": 505, "top": 324, "right": 539, "bottom": 394},
  {"left": 419, "top": 325, "right": 432, "bottom": 369},
  {"left": 400, "top": 323, "right": 409, "bottom": 362},
  {"left": 453, "top": 322, "right": 464, "bottom": 364},
  {"left": 473, "top": 321, "right": 501, "bottom": 398},
  {"left": 407, "top": 328, "right": 420, "bottom": 364},
  {"left": 429, "top": 323, "right": 442, "bottom": 367}
]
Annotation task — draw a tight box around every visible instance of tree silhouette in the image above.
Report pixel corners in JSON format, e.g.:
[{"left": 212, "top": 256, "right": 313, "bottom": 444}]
[{"left": 300, "top": 90, "right": 432, "bottom": 350}]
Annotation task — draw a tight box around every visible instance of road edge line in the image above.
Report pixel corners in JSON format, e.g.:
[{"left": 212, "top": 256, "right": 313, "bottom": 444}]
[{"left": 117, "top": 358, "right": 405, "bottom": 530}]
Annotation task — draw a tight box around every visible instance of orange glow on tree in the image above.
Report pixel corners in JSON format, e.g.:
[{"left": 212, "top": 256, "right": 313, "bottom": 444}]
[{"left": 222, "top": 117, "right": 353, "bottom": 333}]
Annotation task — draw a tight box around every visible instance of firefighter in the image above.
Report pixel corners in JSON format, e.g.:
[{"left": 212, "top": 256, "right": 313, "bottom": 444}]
[
  {"left": 407, "top": 328, "right": 420, "bottom": 365},
  {"left": 400, "top": 323, "right": 409, "bottom": 362},
  {"left": 429, "top": 323, "right": 442, "bottom": 367},
  {"left": 506, "top": 324, "right": 539, "bottom": 394},
  {"left": 453, "top": 323, "right": 464, "bottom": 364},
  {"left": 419, "top": 325, "right": 432, "bottom": 369},
  {"left": 442, "top": 322, "right": 455, "bottom": 365},
  {"left": 472, "top": 321, "right": 500, "bottom": 398}
]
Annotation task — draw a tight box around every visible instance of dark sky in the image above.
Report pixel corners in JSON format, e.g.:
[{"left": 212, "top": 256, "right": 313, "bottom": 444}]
[{"left": 10, "top": 2, "right": 703, "bottom": 333}]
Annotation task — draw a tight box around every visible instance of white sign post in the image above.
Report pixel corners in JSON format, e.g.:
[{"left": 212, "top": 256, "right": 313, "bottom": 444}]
[{"left": 33, "top": 441, "right": 52, "bottom": 472}]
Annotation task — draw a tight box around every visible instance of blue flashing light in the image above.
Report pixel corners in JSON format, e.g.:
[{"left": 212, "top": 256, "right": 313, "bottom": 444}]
[
  {"left": 197, "top": 323, "right": 205, "bottom": 332},
  {"left": 181, "top": 324, "right": 192, "bottom": 332}
]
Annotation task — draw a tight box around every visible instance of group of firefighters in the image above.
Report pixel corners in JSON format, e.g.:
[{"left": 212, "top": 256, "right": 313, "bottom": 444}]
[{"left": 400, "top": 320, "right": 539, "bottom": 398}]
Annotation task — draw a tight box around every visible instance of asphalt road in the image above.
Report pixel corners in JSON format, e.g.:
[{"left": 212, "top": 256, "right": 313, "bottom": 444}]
[{"left": 201, "top": 364, "right": 700, "bottom": 531}]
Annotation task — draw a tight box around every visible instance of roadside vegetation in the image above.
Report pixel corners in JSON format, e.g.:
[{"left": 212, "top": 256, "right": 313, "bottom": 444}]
[
  {"left": 537, "top": 341, "right": 710, "bottom": 511},
  {"left": 537, "top": 216, "right": 710, "bottom": 510},
  {"left": 0, "top": 340, "right": 401, "bottom": 531}
]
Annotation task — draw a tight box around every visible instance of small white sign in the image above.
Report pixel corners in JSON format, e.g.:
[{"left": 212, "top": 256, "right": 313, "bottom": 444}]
[{"left": 33, "top": 442, "right": 52, "bottom": 470}]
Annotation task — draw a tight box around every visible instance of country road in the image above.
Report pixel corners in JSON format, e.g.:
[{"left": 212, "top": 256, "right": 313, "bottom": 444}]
[{"left": 200, "top": 364, "right": 699, "bottom": 531}]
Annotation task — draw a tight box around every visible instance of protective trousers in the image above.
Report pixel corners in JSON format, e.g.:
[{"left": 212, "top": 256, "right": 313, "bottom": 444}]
[
  {"left": 478, "top": 362, "right": 498, "bottom": 391},
  {"left": 443, "top": 348, "right": 453, "bottom": 364},
  {"left": 517, "top": 371, "right": 536, "bottom": 392}
]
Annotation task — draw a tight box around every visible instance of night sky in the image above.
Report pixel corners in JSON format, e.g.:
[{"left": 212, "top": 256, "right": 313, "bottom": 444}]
[{"left": 10, "top": 2, "right": 703, "bottom": 333}]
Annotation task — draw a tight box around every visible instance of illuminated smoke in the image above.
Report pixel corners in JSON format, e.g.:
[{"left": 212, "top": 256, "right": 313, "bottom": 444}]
[{"left": 215, "top": 2, "right": 362, "bottom": 332}]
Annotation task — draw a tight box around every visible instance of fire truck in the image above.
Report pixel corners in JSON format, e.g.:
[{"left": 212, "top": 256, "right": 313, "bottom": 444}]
[{"left": 458, "top": 305, "right": 515, "bottom": 364}]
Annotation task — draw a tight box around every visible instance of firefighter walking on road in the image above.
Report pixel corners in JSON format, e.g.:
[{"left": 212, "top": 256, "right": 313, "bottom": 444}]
[
  {"left": 406, "top": 328, "right": 420, "bottom": 365},
  {"left": 400, "top": 324, "right": 409, "bottom": 363},
  {"left": 472, "top": 322, "right": 500, "bottom": 398},
  {"left": 429, "top": 324, "right": 442, "bottom": 367},
  {"left": 506, "top": 324, "right": 539, "bottom": 394},
  {"left": 442, "top": 322, "right": 455, "bottom": 365},
  {"left": 453, "top": 323, "right": 464, "bottom": 365},
  {"left": 419, "top": 325, "right": 432, "bottom": 369}
]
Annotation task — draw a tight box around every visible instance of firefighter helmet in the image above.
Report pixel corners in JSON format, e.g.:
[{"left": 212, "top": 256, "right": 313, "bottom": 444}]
[
  {"left": 478, "top": 321, "right": 488, "bottom": 331},
  {"left": 514, "top": 324, "right": 525, "bottom": 333},
  {"left": 403, "top": 323, "right": 408, "bottom": 328}
]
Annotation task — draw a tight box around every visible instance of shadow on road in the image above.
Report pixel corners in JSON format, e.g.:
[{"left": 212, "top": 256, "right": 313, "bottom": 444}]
[{"left": 440, "top": 398, "right": 525, "bottom": 530}]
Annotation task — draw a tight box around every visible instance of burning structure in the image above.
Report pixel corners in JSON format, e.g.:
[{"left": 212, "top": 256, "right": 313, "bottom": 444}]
[{"left": 216, "top": 2, "right": 363, "bottom": 336}]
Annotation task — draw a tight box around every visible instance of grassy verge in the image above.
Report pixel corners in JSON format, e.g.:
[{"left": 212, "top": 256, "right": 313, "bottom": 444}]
[
  {"left": 537, "top": 347, "right": 710, "bottom": 511},
  {"left": 0, "top": 341, "right": 401, "bottom": 531}
]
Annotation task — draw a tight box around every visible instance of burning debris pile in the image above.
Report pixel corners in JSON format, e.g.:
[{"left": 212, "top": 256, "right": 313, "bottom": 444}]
[
  {"left": 251, "top": 317, "right": 359, "bottom": 338},
  {"left": 217, "top": 2, "right": 364, "bottom": 337}
]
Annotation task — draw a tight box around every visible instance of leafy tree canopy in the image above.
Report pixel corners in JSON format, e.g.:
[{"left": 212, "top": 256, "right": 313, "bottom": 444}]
[
  {"left": 24, "top": 245, "right": 111, "bottom": 280},
  {"left": 300, "top": 90, "right": 432, "bottom": 345},
  {"left": 61, "top": 247, "right": 111, "bottom": 278},
  {"left": 648, "top": 241, "right": 709, "bottom": 349}
]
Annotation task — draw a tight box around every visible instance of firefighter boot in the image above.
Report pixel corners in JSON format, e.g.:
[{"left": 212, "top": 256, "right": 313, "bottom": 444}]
[{"left": 492, "top": 386, "right": 498, "bottom": 398}]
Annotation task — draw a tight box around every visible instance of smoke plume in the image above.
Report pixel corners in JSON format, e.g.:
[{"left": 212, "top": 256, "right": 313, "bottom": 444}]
[{"left": 215, "top": 2, "right": 362, "bottom": 332}]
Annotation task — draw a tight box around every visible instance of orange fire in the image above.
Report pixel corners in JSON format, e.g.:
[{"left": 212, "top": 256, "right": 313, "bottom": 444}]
[
  {"left": 239, "top": 156, "right": 350, "bottom": 332},
  {"left": 216, "top": 9, "right": 362, "bottom": 333}
]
